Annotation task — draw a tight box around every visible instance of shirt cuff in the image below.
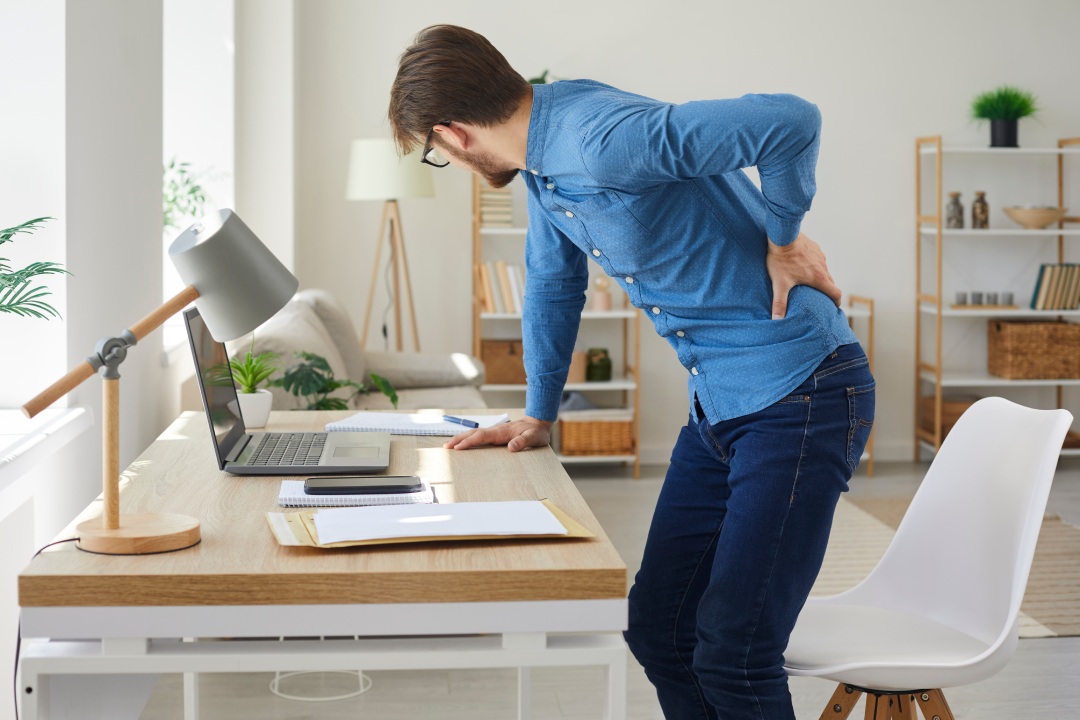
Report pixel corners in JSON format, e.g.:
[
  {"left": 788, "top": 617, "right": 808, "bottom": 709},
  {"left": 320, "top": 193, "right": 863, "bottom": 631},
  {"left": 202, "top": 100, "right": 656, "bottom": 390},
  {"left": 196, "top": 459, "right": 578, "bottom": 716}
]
[
  {"left": 525, "top": 385, "right": 563, "bottom": 423},
  {"left": 766, "top": 215, "right": 802, "bottom": 247}
]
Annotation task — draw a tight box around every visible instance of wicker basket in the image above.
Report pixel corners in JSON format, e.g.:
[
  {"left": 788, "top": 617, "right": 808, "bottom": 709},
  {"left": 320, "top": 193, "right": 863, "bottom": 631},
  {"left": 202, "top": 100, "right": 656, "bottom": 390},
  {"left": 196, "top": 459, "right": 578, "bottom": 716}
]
[
  {"left": 920, "top": 395, "right": 979, "bottom": 439},
  {"left": 559, "top": 409, "right": 634, "bottom": 456},
  {"left": 987, "top": 320, "right": 1080, "bottom": 379},
  {"left": 480, "top": 339, "right": 526, "bottom": 384}
]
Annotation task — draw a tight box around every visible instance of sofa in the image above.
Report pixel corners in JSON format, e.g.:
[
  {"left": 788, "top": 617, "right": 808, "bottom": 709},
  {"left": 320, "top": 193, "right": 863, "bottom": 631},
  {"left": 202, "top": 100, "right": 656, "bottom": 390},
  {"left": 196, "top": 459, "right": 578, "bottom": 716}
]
[{"left": 247, "top": 288, "right": 487, "bottom": 411}]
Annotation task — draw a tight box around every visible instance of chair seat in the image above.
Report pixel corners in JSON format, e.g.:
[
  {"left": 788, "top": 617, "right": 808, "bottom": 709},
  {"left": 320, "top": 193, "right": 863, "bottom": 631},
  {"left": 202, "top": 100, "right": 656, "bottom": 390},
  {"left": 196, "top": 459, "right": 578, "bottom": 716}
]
[{"left": 785, "top": 602, "right": 1000, "bottom": 691}]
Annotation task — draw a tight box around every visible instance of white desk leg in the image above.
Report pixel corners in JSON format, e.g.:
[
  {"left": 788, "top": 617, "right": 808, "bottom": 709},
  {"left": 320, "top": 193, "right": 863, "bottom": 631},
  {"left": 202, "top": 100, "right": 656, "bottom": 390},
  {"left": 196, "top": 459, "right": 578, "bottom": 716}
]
[
  {"left": 20, "top": 664, "right": 44, "bottom": 720},
  {"left": 502, "top": 633, "right": 544, "bottom": 720},
  {"left": 183, "top": 672, "right": 199, "bottom": 720},
  {"left": 517, "top": 667, "right": 531, "bottom": 720},
  {"left": 183, "top": 637, "right": 200, "bottom": 720},
  {"left": 605, "top": 646, "right": 628, "bottom": 720}
]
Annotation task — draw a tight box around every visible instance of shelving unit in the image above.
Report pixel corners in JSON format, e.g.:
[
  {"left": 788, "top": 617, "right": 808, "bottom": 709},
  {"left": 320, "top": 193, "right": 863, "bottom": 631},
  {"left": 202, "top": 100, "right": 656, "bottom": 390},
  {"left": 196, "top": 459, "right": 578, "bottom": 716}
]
[
  {"left": 471, "top": 176, "right": 642, "bottom": 477},
  {"left": 915, "top": 135, "right": 1080, "bottom": 459}
]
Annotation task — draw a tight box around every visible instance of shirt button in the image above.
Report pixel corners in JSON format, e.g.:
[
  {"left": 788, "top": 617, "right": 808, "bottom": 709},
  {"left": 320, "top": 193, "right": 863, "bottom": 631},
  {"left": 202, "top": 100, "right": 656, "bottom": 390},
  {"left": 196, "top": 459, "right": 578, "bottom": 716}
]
[
  {"left": 691, "top": 367, "right": 699, "bottom": 376},
  {"left": 565, "top": 211, "right": 574, "bottom": 218},
  {"left": 530, "top": 169, "right": 539, "bottom": 175},
  {"left": 546, "top": 183, "right": 555, "bottom": 190},
  {"left": 651, "top": 306, "right": 661, "bottom": 315},
  {"left": 592, "top": 248, "right": 601, "bottom": 257},
  {"left": 676, "top": 330, "right": 685, "bottom": 337},
  {"left": 625, "top": 277, "right": 634, "bottom": 284}
]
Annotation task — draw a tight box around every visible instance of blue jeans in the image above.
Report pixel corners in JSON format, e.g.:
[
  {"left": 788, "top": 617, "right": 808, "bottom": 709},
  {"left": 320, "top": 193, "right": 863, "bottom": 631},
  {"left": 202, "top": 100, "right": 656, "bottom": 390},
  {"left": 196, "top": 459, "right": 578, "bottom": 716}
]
[{"left": 624, "top": 343, "right": 875, "bottom": 719}]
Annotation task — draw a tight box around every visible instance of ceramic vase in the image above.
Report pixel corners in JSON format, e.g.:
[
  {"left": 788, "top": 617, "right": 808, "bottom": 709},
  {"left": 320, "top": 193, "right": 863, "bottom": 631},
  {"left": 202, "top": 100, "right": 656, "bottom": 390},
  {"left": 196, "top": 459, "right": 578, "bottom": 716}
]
[{"left": 237, "top": 389, "right": 273, "bottom": 428}]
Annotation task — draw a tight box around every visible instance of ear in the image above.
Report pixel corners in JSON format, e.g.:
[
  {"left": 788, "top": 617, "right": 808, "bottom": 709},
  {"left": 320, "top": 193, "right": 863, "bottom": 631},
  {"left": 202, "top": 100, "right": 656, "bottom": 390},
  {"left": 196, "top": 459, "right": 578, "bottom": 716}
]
[{"left": 433, "top": 121, "right": 471, "bottom": 152}]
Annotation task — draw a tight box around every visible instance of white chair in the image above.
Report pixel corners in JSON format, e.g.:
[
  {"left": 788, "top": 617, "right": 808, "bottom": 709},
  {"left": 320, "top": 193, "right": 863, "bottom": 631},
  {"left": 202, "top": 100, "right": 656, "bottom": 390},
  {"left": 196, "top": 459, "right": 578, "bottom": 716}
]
[{"left": 784, "top": 397, "right": 1072, "bottom": 720}]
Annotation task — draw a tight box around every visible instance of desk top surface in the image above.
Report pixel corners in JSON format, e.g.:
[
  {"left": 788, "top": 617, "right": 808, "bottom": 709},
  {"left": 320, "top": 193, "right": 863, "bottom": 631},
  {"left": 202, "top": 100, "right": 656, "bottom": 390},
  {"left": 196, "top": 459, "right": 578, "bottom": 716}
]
[{"left": 19, "top": 410, "right": 626, "bottom": 608}]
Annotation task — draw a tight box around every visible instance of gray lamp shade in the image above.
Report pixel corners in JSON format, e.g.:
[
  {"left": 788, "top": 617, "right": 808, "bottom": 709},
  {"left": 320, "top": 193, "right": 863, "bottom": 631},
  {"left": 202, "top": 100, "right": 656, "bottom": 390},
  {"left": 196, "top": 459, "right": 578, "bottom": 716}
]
[{"left": 168, "top": 209, "right": 298, "bottom": 341}]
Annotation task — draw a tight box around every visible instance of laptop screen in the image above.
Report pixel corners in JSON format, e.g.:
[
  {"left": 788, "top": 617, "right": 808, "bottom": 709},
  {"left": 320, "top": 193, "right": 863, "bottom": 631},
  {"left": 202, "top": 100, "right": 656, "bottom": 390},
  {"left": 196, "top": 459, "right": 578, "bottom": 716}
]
[{"left": 183, "top": 306, "right": 248, "bottom": 467}]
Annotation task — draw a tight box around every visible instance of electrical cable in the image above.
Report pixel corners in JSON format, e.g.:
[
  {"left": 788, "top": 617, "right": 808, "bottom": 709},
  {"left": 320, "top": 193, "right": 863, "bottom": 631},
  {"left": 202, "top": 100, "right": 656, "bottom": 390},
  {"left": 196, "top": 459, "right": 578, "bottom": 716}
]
[
  {"left": 14, "top": 538, "right": 78, "bottom": 720},
  {"left": 381, "top": 251, "right": 394, "bottom": 351}
]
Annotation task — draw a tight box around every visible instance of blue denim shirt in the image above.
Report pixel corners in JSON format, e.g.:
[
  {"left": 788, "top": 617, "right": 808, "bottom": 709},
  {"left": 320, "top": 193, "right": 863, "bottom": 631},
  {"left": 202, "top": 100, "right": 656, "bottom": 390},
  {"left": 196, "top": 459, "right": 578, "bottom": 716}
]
[{"left": 520, "top": 80, "right": 857, "bottom": 423}]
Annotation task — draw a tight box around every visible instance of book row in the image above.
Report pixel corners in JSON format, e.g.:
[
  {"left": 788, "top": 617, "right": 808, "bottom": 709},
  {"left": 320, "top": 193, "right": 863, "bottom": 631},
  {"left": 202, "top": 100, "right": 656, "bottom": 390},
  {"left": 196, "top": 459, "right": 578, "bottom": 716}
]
[
  {"left": 1031, "top": 263, "right": 1080, "bottom": 310},
  {"left": 475, "top": 261, "right": 525, "bottom": 314}
]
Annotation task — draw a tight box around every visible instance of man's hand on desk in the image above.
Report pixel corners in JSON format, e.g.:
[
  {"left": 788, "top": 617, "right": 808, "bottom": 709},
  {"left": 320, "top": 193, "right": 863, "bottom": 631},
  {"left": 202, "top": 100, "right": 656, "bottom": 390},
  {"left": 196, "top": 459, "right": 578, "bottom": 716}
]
[{"left": 443, "top": 416, "right": 553, "bottom": 452}]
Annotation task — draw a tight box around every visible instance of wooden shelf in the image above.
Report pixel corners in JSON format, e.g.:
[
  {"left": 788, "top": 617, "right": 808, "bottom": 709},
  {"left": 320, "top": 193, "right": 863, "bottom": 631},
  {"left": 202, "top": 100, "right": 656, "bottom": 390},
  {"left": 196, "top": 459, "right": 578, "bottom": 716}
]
[
  {"left": 472, "top": 175, "right": 642, "bottom": 478},
  {"left": 919, "top": 369, "right": 1080, "bottom": 388},
  {"left": 919, "top": 303, "right": 1080, "bottom": 317},
  {"left": 919, "top": 226, "right": 1080, "bottom": 237},
  {"left": 916, "top": 135, "right": 1080, "bottom": 459}
]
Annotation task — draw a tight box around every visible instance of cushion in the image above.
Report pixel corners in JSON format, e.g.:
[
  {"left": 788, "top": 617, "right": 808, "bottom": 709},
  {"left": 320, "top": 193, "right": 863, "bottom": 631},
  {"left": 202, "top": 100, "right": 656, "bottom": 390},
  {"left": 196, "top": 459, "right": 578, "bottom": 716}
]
[
  {"left": 249, "top": 300, "right": 351, "bottom": 411},
  {"left": 294, "top": 288, "right": 367, "bottom": 381},
  {"left": 364, "top": 385, "right": 488, "bottom": 411}
]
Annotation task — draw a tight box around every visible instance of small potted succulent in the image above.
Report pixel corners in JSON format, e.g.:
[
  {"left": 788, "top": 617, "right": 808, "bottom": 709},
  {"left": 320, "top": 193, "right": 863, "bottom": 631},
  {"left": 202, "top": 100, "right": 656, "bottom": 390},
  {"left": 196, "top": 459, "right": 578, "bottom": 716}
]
[
  {"left": 971, "top": 85, "right": 1038, "bottom": 148},
  {"left": 209, "top": 335, "right": 279, "bottom": 427}
]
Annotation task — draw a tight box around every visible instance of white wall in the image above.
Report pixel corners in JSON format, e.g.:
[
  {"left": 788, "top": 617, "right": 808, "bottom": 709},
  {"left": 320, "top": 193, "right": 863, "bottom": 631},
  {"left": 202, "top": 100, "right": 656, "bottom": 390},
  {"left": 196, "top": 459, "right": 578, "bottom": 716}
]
[{"left": 292, "top": 0, "right": 1080, "bottom": 463}]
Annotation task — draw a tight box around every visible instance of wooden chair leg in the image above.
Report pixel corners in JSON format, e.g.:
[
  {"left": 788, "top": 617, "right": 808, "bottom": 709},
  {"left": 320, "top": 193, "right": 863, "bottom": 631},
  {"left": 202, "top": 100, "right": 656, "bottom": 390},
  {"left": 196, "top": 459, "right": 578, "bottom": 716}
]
[
  {"left": 890, "top": 693, "right": 917, "bottom": 720},
  {"left": 863, "top": 692, "right": 890, "bottom": 720},
  {"left": 913, "top": 689, "right": 956, "bottom": 720},
  {"left": 819, "top": 683, "right": 862, "bottom": 720}
]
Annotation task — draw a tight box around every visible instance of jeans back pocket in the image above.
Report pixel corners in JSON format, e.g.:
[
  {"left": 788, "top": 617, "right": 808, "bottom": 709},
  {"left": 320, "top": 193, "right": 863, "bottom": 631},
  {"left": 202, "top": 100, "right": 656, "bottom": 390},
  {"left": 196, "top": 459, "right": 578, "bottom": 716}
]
[{"left": 846, "top": 381, "right": 876, "bottom": 472}]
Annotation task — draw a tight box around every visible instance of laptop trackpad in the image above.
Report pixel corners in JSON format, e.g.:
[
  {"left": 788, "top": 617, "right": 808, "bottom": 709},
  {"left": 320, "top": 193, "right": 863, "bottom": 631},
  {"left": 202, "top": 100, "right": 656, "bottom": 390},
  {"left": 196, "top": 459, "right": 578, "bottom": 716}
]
[{"left": 333, "top": 446, "right": 381, "bottom": 458}]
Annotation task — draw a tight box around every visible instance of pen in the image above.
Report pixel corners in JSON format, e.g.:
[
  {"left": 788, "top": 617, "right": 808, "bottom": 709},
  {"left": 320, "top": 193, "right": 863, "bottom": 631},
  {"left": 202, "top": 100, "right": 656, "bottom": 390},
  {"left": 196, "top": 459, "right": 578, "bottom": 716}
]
[{"left": 443, "top": 415, "right": 480, "bottom": 428}]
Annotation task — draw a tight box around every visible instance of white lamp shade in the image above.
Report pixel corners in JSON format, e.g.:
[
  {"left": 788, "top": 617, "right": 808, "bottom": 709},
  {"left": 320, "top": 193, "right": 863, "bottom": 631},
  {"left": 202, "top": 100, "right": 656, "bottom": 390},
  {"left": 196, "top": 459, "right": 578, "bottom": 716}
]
[
  {"left": 346, "top": 138, "right": 434, "bottom": 201},
  {"left": 168, "top": 209, "right": 299, "bottom": 341}
]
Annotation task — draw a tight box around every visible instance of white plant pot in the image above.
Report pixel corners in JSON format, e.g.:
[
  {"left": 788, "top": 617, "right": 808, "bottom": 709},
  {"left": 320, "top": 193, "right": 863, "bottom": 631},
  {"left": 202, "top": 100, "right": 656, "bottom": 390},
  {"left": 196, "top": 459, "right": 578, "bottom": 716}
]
[{"left": 236, "top": 389, "right": 273, "bottom": 428}]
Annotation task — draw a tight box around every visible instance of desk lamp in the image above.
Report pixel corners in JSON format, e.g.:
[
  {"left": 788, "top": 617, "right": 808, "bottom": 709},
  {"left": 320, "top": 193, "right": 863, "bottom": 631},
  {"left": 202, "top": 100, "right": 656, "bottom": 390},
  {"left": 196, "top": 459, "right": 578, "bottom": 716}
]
[
  {"left": 21, "top": 209, "right": 297, "bottom": 555},
  {"left": 346, "top": 138, "right": 433, "bottom": 352}
]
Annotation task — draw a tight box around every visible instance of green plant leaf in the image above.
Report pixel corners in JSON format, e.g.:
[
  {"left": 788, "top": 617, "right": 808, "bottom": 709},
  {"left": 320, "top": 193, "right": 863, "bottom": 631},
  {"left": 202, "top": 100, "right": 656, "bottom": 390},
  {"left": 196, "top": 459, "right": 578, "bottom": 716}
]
[{"left": 369, "top": 373, "right": 399, "bottom": 408}]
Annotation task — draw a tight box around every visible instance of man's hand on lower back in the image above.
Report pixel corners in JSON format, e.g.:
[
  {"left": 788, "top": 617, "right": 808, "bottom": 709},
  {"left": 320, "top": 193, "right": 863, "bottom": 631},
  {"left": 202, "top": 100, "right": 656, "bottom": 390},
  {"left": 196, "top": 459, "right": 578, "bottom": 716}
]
[
  {"left": 443, "top": 416, "right": 553, "bottom": 452},
  {"left": 766, "top": 232, "right": 843, "bottom": 319}
]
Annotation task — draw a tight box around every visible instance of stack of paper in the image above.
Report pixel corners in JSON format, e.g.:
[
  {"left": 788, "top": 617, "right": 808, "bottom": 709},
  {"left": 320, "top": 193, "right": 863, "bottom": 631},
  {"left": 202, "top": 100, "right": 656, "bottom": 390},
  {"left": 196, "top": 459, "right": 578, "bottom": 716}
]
[{"left": 325, "top": 412, "right": 509, "bottom": 436}]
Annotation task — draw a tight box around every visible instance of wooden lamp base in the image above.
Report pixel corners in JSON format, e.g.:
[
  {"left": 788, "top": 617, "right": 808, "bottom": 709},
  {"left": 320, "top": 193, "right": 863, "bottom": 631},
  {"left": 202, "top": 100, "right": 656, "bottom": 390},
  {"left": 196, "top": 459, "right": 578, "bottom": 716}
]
[{"left": 76, "top": 513, "right": 201, "bottom": 555}]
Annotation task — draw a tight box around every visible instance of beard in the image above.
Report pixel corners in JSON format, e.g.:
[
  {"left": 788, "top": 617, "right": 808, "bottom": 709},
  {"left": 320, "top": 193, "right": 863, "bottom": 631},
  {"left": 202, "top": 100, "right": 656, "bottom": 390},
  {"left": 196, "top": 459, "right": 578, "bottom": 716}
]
[{"left": 438, "top": 142, "right": 519, "bottom": 189}]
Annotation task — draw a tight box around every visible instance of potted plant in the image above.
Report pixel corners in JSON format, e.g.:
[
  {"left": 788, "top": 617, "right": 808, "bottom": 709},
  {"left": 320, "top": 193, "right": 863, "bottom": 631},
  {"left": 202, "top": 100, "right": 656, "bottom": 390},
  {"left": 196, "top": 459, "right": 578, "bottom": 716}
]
[
  {"left": 270, "top": 351, "right": 398, "bottom": 410},
  {"left": 1, "top": 217, "right": 69, "bottom": 319},
  {"left": 208, "top": 336, "right": 279, "bottom": 428},
  {"left": 971, "top": 85, "right": 1038, "bottom": 148}
]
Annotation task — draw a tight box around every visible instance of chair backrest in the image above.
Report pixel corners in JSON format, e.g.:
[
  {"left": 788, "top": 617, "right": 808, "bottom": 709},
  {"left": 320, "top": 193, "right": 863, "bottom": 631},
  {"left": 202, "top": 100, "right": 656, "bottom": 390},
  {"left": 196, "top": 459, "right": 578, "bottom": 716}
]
[{"left": 846, "top": 397, "right": 1072, "bottom": 646}]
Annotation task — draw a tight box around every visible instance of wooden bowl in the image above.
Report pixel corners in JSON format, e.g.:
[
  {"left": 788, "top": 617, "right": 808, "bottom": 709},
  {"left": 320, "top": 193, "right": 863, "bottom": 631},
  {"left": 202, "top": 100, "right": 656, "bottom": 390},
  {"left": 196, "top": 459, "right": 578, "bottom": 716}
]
[{"left": 1003, "top": 206, "right": 1068, "bottom": 230}]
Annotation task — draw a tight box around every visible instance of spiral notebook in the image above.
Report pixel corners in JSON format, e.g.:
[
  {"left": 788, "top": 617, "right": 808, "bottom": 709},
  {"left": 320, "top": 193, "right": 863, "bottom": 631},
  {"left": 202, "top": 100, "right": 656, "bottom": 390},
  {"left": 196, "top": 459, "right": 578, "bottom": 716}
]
[
  {"left": 324, "top": 412, "right": 510, "bottom": 436},
  {"left": 277, "top": 479, "right": 436, "bottom": 507}
]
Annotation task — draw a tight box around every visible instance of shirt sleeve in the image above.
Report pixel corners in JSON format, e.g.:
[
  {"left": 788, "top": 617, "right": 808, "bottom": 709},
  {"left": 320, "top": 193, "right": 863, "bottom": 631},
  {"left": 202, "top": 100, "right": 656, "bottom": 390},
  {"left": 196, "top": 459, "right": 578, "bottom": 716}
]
[
  {"left": 521, "top": 196, "right": 588, "bottom": 422},
  {"left": 582, "top": 93, "right": 821, "bottom": 247}
]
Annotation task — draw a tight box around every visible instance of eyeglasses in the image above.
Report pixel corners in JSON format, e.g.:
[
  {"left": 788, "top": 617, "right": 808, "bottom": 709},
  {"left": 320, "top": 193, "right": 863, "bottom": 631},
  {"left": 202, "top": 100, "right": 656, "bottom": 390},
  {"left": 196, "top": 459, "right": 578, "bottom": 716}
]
[{"left": 420, "top": 122, "right": 452, "bottom": 168}]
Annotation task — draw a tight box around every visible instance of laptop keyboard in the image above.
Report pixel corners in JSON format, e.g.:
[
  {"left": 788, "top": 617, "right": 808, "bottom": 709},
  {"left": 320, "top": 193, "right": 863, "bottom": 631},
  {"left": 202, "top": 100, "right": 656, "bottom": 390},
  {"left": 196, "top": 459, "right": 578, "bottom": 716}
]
[{"left": 249, "top": 433, "right": 327, "bottom": 466}]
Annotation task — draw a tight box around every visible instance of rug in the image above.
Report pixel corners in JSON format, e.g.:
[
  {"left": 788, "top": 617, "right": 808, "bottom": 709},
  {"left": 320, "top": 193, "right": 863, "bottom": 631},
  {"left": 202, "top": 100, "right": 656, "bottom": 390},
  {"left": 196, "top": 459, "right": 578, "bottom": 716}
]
[{"left": 809, "top": 496, "right": 1080, "bottom": 638}]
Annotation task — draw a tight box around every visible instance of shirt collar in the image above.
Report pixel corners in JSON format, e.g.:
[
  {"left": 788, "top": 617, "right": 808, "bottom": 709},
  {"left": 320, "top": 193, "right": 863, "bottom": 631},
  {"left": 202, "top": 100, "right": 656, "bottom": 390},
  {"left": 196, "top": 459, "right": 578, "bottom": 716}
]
[{"left": 524, "top": 83, "right": 552, "bottom": 177}]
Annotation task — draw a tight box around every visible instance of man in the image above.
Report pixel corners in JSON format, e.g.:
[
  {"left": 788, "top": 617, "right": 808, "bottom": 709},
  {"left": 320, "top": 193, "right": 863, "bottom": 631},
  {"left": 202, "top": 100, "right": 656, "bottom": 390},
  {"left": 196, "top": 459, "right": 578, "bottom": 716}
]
[{"left": 389, "top": 25, "right": 875, "bottom": 720}]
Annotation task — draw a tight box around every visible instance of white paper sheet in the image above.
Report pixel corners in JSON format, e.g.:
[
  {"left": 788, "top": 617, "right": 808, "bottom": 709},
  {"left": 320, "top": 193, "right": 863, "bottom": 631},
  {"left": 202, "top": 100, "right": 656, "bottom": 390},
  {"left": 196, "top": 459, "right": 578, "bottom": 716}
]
[{"left": 312, "top": 500, "right": 568, "bottom": 544}]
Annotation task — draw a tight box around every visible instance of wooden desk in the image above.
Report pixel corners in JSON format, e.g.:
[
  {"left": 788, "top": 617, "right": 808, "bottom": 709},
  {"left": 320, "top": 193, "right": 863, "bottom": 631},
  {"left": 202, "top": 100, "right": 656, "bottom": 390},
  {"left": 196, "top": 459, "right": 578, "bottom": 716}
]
[{"left": 18, "top": 410, "right": 628, "bottom": 720}]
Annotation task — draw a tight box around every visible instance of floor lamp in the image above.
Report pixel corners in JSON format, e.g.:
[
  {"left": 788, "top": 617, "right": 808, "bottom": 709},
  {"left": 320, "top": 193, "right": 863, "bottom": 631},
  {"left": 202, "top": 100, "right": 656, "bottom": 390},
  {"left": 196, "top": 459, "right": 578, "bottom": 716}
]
[
  {"left": 22, "top": 210, "right": 297, "bottom": 555},
  {"left": 346, "top": 139, "right": 434, "bottom": 352}
]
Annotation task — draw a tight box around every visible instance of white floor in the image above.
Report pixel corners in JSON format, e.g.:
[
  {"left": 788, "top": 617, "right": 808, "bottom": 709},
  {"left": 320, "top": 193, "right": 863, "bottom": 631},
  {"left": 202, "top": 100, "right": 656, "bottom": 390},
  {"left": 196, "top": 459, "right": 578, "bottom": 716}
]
[{"left": 137, "top": 459, "right": 1080, "bottom": 719}]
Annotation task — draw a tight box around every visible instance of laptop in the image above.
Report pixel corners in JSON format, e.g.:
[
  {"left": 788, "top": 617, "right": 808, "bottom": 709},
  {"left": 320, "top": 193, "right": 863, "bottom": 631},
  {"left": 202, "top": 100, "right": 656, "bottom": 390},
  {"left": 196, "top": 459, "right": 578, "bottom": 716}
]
[{"left": 183, "top": 306, "right": 391, "bottom": 475}]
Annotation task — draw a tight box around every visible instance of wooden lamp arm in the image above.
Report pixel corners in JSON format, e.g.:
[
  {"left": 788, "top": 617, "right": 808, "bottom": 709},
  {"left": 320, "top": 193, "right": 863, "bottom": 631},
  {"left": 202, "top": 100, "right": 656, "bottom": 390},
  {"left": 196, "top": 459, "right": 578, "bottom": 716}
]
[{"left": 21, "top": 286, "right": 201, "bottom": 419}]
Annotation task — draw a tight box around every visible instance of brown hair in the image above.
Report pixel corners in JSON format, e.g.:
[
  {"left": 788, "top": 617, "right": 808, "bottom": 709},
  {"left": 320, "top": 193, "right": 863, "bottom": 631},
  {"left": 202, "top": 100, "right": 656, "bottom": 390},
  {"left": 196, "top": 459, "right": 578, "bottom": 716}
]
[{"left": 389, "top": 25, "right": 530, "bottom": 155}]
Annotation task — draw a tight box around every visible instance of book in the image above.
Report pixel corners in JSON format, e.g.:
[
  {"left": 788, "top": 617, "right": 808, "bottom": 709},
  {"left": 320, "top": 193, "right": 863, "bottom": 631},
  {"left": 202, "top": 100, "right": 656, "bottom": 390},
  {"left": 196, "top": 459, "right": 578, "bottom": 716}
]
[
  {"left": 495, "top": 260, "right": 514, "bottom": 314},
  {"left": 325, "top": 411, "right": 511, "bottom": 436},
  {"left": 1034, "top": 263, "right": 1055, "bottom": 310},
  {"left": 478, "top": 262, "right": 496, "bottom": 313},
  {"left": 485, "top": 261, "right": 505, "bottom": 312},
  {"left": 1046, "top": 264, "right": 1065, "bottom": 310},
  {"left": 277, "top": 479, "right": 435, "bottom": 507},
  {"left": 508, "top": 264, "right": 526, "bottom": 313}
]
